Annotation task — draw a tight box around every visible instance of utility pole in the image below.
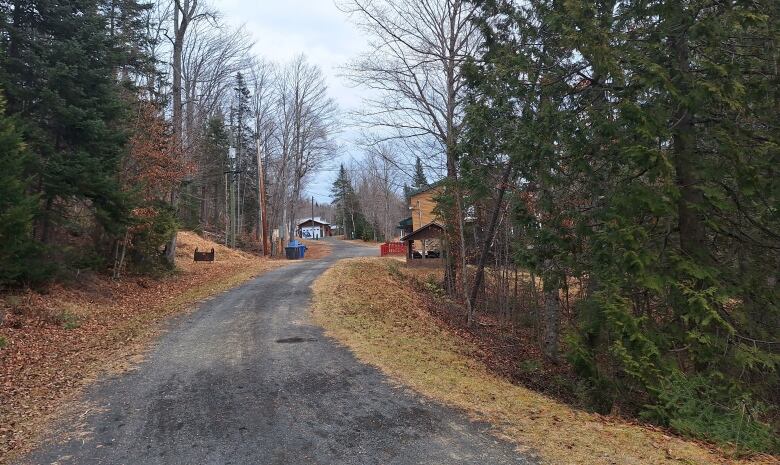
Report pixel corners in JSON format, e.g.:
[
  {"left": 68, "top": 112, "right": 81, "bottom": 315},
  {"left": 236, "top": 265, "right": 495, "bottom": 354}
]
[
  {"left": 199, "top": 185, "right": 206, "bottom": 228},
  {"left": 230, "top": 172, "right": 236, "bottom": 248},
  {"left": 311, "top": 195, "right": 315, "bottom": 239},
  {"left": 224, "top": 167, "right": 241, "bottom": 248},
  {"left": 256, "top": 138, "right": 269, "bottom": 256},
  {"left": 231, "top": 173, "right": 237, "bottom": 248},
  {"left": 236, "top": 109, "right": 242, "bottom": 240},
  {"left": 224, "top": 171, "right": 229, "bottom": 246}
]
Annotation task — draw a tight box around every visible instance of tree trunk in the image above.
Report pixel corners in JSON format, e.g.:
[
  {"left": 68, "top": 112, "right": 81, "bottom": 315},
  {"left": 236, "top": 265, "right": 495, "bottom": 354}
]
[
  {"left": 350, "top": 205, "right": 356, "bottom": 239},
  {"left": 669, "top": 3, "right": 706, "bottom": 262},
  {"left": 113, "top": 231, "right": 129, "bottom": 279},
  {"left": 543, "top": 259, "right": 560, "bottom": 363},
  {"left": 256, "top": 139, "right": 269, "bottom": 255},
  {"left": 166, "top": 1, "right": 189, "bottom": 266},
  {"left": 543, "top": 288, "right": 560, "bottom": 362},
  {"left": 469, "top": 163, "right": 512, "bottom": 311},
  {"left": 224, "top": 172, "right": 229, "bottom": 246},
  {"left": 200, "top": 185, "right": 206, "bottom": 227},
  {"left": 342, "top": 200, "right": 346, "bottom": 239}
]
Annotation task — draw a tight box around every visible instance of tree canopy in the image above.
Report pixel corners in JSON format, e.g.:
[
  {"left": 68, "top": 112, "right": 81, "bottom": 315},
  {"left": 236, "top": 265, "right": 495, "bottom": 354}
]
[{"left": 460, "top": 0, "right": 779, "bottom": 452}]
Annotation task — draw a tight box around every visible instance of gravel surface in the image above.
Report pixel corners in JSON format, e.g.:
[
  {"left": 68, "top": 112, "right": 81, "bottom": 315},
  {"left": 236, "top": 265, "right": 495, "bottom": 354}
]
[{"left": 18, "top": 239, "right": 535, "bottom": 465}]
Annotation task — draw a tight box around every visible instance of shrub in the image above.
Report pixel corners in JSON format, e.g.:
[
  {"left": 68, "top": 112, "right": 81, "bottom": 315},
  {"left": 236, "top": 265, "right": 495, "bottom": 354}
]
[
  {"left": 518, "top": 359, "right": 541, "bottom": 374},
  {"left": 60, "top": 311, "right": 81, "bottom": 330},
  {"left": 424, "top": 275, "right": 446, "bottom": 298},
  {"left": 57, "top": 247, "right": 106, "bottom": 278},
  {"left": 386, "top": 261, "right": 403, "bottom": 280},
  {"left": 127, "top": 201, "right": 178, "bottom": 274},
  {"left": 642, "top": 371, "right": 778, "bottom": 454}
]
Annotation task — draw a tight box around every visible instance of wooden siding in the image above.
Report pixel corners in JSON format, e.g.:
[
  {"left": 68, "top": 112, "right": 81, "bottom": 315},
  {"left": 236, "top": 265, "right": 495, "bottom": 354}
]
[{"left": 410, "top": 186, "right": 442, "bottom": 232}]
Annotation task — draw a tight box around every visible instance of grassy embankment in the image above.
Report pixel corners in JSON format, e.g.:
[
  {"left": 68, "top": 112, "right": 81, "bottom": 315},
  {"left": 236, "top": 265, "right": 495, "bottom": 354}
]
[
  {"left": 0, "top": 231, "right": 287, "bottom": 461},
  {"left": 311, "top": 257, "right": 778, "bottom": 465}
]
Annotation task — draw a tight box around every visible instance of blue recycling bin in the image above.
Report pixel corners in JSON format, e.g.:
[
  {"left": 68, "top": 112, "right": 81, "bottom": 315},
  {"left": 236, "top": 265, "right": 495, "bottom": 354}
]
[
  {"left": 285, "top": 246, "right": 300, "bottom": 260},
  {"left": 285, "top": 240, "right": 307, "bottom": 259}
]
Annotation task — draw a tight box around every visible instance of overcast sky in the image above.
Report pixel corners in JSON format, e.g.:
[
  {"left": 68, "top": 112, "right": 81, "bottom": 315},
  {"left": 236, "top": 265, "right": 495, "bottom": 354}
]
[{"left": 219, "top": 0, "right": 369, "bottom": 204}]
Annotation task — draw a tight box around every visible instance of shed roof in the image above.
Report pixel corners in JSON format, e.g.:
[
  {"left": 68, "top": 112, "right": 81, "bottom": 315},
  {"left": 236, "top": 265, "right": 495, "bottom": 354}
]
[
  {"left": 297, "top": 217, "right": 330, "bottom": 227},
  {"left": 400, "top": 222, "right": 444, "bottom": 242}
]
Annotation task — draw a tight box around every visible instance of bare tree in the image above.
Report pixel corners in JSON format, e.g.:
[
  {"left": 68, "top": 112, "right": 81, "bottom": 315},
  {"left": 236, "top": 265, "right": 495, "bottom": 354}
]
[
  {"left": 178, "top": 22, "right": 255, "bottom": 233},
  {"left": 339, "top": 0, "right": 480, "bottom": 300},
  {"left": 250, "top": 59, "right": 276, "bottom": 253},
  {"left": 359, "top": 144, "right": 405, "bottom": 241},
  {"left": 274, "top": 55, "right": 339, "bottom": 239},
  {"left": 164, "top": 0, "right": 210, "bottom": 264},
  {"left": 183, "top": 22, "right": 254, "bottom": 146},
  {"left": 137, "top": 0, "right": 172, "bottom": 103}
]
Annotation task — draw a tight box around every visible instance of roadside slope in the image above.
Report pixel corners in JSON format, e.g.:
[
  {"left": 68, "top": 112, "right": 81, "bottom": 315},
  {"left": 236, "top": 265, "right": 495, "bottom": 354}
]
[
  {"left": 0, "top": 231, "right": 285, "bottom": 461},
  {"left": 311, "top": 258, "right": 777, "bottom": 465}
]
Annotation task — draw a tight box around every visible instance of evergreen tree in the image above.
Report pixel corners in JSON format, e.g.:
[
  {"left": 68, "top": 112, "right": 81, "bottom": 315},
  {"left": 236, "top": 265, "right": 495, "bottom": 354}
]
[
  {"left": 230, "top": 72, "right": 254, "bottom": 168},
  {"left": 1, "top": 0, "right": 132, "bottom": 243},
  {"left": 200, "top": 116, "right": 231, "bottom": 228},
  {"left": 412, "top": 156, "right": 428, "bottom": 189},
  {"left": 228, "top": 72, "right": 255, "bottom": 240},
  {"left": 331, "top": 164, "right": 367, "bottom": 239},
  {"left": 331, "top": 164, "right": 351, "bottom": 237},
  {"left": 465, "top": 0, "right": 779, "bottom": 452},
  {"left": 0, "top": 92, "right": 44, "bottom": 286},
  {"left": 102, "top": 0, "right": 155, "bottom": 80}
]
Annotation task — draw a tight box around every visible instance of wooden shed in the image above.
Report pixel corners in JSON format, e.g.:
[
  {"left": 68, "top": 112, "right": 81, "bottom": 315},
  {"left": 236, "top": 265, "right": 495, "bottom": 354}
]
[
  {"left": 297, "top": 218, "right": 331, "bottom": 239},
  {"left": 400, "top": 222, "right": 444, "bottom": 267}
]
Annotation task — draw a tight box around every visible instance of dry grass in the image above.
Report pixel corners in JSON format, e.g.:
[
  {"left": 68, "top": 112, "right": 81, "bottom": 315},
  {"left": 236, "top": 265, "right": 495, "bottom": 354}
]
[
  {"left": 0, "top": 231, "right": 286, "bottom": 462},
  {"left": 311, "top": 258, "right": 778, "bottom": 465},
  {"left": 300, "top": 239, "right": 332, "bottom": 259},
  {"left": 398, "top": 264, "right": 444, "bottom": 283}
]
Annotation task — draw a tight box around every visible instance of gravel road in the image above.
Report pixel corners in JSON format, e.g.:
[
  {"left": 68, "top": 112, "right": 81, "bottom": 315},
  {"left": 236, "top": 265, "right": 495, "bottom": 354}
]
[{"left": 18, "top": 239, "right": 535, "bottom": 465}]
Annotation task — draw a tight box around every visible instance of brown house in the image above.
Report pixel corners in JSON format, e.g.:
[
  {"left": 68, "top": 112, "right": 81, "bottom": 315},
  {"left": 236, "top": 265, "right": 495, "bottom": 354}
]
[
  {"left": 400, "top": 182, "right": 445, "bottom": 266},
  {"left": 409, "top": 182, "right": 443, "bottom": 232}
]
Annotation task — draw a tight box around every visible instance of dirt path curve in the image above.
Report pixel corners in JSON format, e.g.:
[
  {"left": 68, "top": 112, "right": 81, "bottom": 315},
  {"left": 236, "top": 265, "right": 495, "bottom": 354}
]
[{"left": 17, "top": 239, "right": 535, "bottom": 465}]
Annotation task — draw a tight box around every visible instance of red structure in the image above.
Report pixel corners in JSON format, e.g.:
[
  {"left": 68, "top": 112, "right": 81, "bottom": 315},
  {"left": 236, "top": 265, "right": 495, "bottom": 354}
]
[{"left": 380, "top": 242, "right": 406, "bottom": 257}]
